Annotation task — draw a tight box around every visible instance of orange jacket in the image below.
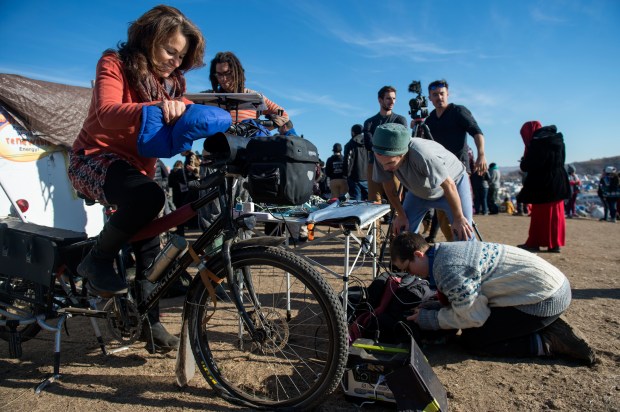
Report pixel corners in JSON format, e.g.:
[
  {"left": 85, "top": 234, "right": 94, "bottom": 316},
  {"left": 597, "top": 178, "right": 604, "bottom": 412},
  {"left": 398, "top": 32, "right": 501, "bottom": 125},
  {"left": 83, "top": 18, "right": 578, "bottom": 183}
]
[{"left": 73, "top": 53, "right": 191, "bottom": 177}]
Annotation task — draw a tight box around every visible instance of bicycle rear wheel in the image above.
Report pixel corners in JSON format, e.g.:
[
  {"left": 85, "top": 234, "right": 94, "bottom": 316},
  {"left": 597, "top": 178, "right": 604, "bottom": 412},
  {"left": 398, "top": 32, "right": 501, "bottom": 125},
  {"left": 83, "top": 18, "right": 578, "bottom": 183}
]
[
  {"left": 186, "top": 245, "right": 347, "bottom": 410},
  {"left": 0, "top": 277, "right": 46, "bottom": 341}
]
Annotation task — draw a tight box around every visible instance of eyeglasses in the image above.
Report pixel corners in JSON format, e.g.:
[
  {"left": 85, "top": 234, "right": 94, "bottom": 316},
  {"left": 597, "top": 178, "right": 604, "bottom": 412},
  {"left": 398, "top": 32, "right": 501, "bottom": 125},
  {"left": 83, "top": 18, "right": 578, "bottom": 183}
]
[
  {"left": 429, "top": 82, "right": 447, "bottom": 91},
  {"left": 215, "top": 71, "right": 232, "bottom": 79}
]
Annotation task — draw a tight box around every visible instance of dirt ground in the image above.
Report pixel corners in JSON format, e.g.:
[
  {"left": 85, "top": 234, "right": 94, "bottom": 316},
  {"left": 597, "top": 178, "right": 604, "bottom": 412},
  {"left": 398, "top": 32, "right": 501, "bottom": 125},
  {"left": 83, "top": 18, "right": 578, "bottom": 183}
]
[{"left": 1, "top": 213, "right": 619, "bottom": 411}]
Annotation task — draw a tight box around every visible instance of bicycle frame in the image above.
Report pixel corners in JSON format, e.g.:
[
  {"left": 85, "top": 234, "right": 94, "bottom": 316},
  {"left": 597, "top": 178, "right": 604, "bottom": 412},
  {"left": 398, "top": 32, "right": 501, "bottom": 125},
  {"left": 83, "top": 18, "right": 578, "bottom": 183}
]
[
  {"left": 132, "top": 163, "right": 277, "bottom": 341},
  {"left": 0, "top": 159, "right": 281, "bottom": 392},
  {"left": 2, "top": 119, "right": 350, "bottom": 408}
]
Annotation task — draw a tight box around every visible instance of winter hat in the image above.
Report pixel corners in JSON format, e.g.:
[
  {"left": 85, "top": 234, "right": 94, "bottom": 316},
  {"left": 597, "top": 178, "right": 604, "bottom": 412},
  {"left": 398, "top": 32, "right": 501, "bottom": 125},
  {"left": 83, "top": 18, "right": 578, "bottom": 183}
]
[
  {"left": 372, "top": 123, "right": 411, "bottom": 156},
  {"left": 333, "top": 143, "right": 342, "bottom": 152},
  {"left": 351, "top": 124, "right": 363, "bottom": 135},
  {"left": 605, "top": 166, "right": 616, "bottom": 174}
]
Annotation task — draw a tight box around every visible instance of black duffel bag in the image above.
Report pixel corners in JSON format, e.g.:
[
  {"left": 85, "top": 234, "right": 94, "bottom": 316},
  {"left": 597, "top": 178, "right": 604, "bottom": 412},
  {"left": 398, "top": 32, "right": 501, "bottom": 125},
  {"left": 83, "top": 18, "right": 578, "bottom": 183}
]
[{"left": 245, "top": 135, "right": 319, "bottom": 205}]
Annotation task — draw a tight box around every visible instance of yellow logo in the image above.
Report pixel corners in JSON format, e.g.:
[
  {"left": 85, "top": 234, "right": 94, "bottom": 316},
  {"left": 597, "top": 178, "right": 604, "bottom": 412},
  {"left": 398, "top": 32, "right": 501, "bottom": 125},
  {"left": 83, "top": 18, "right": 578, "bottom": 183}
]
[{"left": 0, "top": 117, "right": 60, "bottom": 162}]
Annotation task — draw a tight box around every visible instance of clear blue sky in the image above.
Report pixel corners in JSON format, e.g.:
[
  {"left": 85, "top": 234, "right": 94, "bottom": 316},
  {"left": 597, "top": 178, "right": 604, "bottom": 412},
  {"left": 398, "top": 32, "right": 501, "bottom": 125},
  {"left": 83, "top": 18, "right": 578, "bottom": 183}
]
[{"left": 1, "top": 0, "right": 618, "bottom": 169}]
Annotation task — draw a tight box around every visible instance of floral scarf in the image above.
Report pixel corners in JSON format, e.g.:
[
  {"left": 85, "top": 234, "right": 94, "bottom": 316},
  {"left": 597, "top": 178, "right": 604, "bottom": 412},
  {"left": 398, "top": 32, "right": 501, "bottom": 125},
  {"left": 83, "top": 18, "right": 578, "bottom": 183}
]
[{"left": 134, "top": 70, "right": 186, "bottom": 102}]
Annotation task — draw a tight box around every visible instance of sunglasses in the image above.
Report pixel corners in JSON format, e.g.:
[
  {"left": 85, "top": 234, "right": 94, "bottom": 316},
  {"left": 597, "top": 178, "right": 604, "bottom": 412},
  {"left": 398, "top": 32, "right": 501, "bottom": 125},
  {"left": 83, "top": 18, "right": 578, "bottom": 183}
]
[
  {"left": 215, "top": 71, "right": 232, "bottom": 79},
  {"left": 429, "top": 83, "right": 447, "bottom": 91}
]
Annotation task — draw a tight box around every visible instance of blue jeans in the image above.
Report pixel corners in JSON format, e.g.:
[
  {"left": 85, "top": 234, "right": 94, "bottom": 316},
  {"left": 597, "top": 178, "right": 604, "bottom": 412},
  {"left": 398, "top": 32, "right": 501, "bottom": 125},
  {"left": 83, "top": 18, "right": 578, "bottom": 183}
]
[
  {"left": 348, "top": 179, "right": 368, "bottom": 201},
  {"left": 474, "top": 186, "right": 489, "bottom": 214},
  {"left": 402, "top": 174, "right": 474, "bottom": 240}
]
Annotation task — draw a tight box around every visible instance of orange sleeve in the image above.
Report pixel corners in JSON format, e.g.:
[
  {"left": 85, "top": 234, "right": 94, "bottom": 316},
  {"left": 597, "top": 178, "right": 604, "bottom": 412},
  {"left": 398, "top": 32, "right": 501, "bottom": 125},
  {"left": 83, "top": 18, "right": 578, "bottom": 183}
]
[
  {"left": 262, "top": 94, "right": 288, "bottom": 120},
  {"left": 93, "top": 55, "right": 149, "bottom": 129}
]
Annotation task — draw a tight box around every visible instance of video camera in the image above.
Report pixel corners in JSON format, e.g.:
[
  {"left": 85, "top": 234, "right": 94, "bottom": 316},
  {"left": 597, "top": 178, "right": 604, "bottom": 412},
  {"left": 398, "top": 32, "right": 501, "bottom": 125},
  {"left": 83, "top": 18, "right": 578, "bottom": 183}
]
[{"left": 407, "top": 80, "right": 428, "bottom": 120}]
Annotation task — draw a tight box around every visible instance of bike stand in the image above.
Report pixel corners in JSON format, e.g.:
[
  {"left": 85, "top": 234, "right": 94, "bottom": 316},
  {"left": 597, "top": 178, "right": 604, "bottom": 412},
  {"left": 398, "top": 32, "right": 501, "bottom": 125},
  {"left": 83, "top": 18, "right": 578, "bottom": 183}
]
[
  {"left": 35, "top": 314, "right": 68, "bottom": 393},
  {"left": 88, "top": 298, "right": 109, "bottom": 356},
  {"left": 142, "top": 318, "right": 158, "bottom": 355}
]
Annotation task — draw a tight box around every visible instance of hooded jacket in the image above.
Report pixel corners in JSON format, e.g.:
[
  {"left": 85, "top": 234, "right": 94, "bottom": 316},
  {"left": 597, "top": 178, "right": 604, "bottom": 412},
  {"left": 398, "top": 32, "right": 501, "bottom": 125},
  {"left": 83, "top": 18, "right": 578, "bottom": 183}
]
[
  {"left": 517, "top": 125, "right": 570, "bottom": 204},
  {"left": 343, "top": 133, "right": 368, "bottom": 180}
]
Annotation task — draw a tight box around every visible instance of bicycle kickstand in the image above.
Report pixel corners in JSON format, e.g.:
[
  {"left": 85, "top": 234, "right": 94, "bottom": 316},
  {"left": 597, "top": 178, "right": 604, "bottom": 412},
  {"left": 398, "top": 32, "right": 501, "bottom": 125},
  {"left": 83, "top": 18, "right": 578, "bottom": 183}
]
[{"left": 35, "top": 313, "right": 68, "bottom": 393}]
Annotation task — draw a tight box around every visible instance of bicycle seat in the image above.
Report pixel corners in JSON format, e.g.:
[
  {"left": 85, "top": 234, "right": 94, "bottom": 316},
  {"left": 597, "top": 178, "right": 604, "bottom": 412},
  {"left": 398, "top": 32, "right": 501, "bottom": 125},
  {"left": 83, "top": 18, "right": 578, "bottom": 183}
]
[{"left": 76, "top": 191, "right": 97, "bottom": 206}]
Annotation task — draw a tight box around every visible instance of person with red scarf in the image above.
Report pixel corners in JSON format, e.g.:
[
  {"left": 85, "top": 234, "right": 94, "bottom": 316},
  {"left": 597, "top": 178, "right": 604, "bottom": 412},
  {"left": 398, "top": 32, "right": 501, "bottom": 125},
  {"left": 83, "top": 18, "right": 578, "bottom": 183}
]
[
  {"left": 67, "top": 5, "right": 206, "bottom": 350},
  {"left": 516, "top": 121, "right": 570, "bottom": 253}
]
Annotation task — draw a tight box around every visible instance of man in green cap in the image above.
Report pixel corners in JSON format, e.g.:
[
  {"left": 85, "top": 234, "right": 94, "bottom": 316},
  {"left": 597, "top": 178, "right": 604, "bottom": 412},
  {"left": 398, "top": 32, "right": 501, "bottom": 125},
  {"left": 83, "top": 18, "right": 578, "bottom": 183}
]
[{"left": 372, "top": 123, "right": 474, "bottom": 240}]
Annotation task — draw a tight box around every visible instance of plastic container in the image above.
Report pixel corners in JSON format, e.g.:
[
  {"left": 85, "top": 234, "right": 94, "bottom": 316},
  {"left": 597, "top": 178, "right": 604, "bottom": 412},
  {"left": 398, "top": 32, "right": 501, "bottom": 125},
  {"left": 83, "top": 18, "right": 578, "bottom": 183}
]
[{"left": 307, "top": 223, "right": 315, "bottom": 241}]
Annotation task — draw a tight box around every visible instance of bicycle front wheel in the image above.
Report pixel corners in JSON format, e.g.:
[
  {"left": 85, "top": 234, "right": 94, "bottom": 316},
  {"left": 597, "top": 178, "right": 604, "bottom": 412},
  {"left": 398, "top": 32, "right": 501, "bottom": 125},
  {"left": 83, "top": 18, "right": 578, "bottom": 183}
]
[{"left": 186, "top": 245, "right": 348, "bottom": 410}]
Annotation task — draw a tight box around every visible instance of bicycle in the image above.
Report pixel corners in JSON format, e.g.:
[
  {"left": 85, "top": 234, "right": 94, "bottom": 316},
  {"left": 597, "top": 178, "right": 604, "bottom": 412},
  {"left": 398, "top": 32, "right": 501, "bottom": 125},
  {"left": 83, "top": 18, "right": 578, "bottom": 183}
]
[{"left": 0, "top": 131, "right": 348, "bottom": 410}]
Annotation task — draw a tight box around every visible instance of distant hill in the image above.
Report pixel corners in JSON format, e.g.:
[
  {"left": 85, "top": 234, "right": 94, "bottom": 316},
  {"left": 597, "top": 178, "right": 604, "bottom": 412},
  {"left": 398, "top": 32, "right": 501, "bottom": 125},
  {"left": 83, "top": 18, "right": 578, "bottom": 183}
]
[
  {"left": 503, "top": 155, "right": 620, "bottom": 178},
  {"left": 569, "top": 156, "right": 620, "bottom": 174}
]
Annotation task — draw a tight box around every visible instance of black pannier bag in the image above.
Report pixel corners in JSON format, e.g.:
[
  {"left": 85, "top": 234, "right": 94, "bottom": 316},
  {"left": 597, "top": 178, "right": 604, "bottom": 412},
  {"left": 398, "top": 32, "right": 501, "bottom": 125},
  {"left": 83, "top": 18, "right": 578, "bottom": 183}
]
[{"left": 245, "top": 135, "right": 319, "bottom": 205}]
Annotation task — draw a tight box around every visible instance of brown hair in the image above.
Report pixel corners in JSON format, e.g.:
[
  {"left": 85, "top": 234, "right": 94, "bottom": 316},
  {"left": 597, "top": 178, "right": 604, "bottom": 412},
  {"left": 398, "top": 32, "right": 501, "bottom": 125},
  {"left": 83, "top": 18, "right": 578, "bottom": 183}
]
[
  {"left": 209, "top": 51, "right": 246, "bottom": 93},
  {"left": 390, "top": 232, "right": 429, "bottom": 262},
  {"left": 428, "top": 79, "right": 449, "bottom": 92},
  {"left": 114, "top": 5, "right": 205, "bottom": 93},
  {"left": 378, "top": 85, "right": 397, "bottom": 99}
]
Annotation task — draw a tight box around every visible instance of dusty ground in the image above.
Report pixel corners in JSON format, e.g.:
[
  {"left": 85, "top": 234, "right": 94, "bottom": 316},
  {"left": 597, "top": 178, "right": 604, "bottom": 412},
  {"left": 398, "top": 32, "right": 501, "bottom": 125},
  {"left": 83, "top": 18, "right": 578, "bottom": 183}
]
[{"left": 0, "top": 213, "right": 619, "bottom": 411}]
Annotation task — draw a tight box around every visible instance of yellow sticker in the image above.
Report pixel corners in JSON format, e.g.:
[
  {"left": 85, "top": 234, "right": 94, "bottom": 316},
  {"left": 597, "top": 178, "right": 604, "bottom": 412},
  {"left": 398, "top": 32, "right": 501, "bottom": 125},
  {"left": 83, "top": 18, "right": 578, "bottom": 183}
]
[{"left": 0, "top": 117, "right": 60, "bottom": 162}]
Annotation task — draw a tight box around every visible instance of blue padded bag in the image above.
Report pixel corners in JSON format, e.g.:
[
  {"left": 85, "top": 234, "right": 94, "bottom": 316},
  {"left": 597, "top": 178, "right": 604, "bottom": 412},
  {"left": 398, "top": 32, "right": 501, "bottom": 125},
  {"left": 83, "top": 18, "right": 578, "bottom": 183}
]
[
  {"left": 138, "top": 104, "right": 232, "bottom": 158},
  {"left": 239, "top": 119, "right": 271, "bottom": 137}
]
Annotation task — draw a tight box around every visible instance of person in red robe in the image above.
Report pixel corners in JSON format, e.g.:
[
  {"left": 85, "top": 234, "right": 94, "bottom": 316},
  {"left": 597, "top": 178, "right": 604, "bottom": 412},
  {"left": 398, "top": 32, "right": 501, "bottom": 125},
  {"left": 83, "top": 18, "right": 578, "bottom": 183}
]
[{"left": 516, "top": 121, "right": 570, "bottom": 253}]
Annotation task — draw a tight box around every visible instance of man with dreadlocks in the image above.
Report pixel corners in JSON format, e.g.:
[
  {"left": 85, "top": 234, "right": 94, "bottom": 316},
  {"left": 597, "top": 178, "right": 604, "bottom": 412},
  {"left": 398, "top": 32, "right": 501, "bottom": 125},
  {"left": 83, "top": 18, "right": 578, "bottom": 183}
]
[{"left": 203, "top": 51, "right": 289, "bottom": 126}]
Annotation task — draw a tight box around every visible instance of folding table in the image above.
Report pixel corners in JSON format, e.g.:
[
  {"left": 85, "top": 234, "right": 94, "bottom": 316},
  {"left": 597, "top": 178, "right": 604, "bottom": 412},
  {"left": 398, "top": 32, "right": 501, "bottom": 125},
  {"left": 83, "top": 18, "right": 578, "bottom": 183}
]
[{"left": 246, "top": 201, "right": 392, "bottom": 309}]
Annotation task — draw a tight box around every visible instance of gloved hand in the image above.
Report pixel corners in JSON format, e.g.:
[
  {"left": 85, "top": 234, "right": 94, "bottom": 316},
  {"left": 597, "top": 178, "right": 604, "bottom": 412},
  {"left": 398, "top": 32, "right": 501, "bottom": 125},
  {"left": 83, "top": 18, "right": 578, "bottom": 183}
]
[{"left": 271, "top": 115, "right": 289, "bottom": 127}]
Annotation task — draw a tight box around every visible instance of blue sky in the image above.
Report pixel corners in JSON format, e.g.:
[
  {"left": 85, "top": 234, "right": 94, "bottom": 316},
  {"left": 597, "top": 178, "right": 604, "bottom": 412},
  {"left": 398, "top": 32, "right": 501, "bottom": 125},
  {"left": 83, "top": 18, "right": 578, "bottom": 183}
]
[{"left": 1, "top": 0, "right": 618, "bottom": 169}]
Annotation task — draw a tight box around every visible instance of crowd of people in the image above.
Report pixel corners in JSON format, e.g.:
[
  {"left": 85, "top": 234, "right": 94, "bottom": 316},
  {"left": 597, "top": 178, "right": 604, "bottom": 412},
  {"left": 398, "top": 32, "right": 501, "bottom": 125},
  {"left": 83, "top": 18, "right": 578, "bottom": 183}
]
[{"left": 66, "top": 4, "right": 602, "bottom": 366}]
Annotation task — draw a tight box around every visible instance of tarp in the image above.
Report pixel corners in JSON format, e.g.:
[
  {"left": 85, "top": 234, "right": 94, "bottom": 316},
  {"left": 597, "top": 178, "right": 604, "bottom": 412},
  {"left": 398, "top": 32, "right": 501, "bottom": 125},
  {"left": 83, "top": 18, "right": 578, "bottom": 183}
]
[
  {"left": 0, "top": 73, "right": 91, "bottom": 148},
  {"left": 307, "top": 201, "right": 391, "bottom": 229}
]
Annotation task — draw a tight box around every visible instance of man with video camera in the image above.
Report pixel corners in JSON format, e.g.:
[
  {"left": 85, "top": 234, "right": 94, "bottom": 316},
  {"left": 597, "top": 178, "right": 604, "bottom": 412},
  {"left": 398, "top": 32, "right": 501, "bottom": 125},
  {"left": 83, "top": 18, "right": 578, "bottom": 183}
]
[
  {"left": 417, "top": 79, "right": 487, "bottom": 242},
  {"left": 422, "top": 79, "right": 487, "bottom": 174}
]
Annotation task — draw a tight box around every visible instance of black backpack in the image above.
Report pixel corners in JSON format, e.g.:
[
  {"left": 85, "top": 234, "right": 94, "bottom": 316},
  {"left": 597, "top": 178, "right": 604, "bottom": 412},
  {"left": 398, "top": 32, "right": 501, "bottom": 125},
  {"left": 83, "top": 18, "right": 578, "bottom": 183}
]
[
  {"left": 349, "top": 272, "right": 436, "bottom": 344},
  {"left": 245, "top": 135, "right": 320, "bottom": 205}
]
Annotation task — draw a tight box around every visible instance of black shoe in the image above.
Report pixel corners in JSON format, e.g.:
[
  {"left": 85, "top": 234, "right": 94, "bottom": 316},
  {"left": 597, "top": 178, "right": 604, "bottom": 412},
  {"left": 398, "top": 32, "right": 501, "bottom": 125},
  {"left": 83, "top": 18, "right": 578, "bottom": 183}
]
[
  {"left": 80, "top": 224, "right": 131, "bottom": 297},
  {"left": 142, "top": 322, "right": 179, "bottom": 353},
  {"left": 78, "top": 251, "right": 128, "bottom": 298},
  {"left": 548, "top": 247, "right": 561, "bottom": 253},
  {"left": 517, "top": 244, "right": 540, "bottom": 253},
  {"left": 540, "top": 317, "right": 596, "bottom": 365}
]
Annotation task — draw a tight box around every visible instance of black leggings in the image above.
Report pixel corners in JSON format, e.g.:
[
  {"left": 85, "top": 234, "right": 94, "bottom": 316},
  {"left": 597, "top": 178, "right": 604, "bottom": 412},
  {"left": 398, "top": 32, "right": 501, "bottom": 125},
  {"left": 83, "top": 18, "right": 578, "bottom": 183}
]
[
  {"left": 460, "top": 306, "right": 560, "bottom": 357},
  {"left": 103, "top": 160, "right": 165, "bottom": 274},
  {"left": 103, "top": 160, "right": 165, "bottom": 235}
]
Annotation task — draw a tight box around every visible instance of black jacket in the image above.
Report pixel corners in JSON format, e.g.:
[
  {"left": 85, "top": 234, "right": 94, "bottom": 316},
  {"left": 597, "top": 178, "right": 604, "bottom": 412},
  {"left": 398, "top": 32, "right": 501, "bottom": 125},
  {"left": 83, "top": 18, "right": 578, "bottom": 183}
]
[
  {"left": 325, "top": 153, "right": 345, "bottom": 179},
  {"left": 517, "top": 126, "right": 570, "bottom": 204},
  {"left": 344, "top": 133, "right": 368, "bottom": 180}
]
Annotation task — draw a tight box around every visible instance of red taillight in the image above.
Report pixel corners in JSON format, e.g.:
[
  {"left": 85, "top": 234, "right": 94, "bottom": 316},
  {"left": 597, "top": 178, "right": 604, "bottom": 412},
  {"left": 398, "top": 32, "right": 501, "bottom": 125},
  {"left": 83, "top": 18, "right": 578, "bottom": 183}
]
[{"left": 16, "top": 199, "right": 29, "bottom": 212}]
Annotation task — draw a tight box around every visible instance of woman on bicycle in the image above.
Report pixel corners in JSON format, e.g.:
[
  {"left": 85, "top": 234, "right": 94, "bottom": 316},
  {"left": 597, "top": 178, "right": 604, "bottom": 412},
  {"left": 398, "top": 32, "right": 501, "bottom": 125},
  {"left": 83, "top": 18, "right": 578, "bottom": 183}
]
[{"left": 67, "top": 5, "right": 205, "bottom": 350}]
